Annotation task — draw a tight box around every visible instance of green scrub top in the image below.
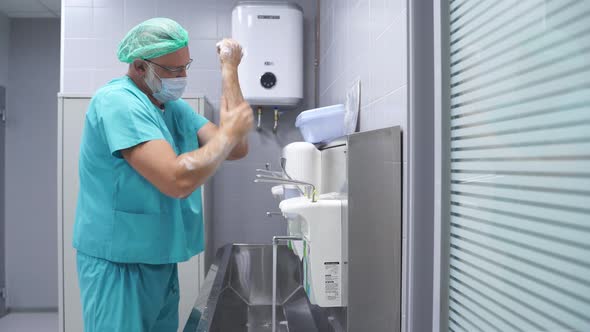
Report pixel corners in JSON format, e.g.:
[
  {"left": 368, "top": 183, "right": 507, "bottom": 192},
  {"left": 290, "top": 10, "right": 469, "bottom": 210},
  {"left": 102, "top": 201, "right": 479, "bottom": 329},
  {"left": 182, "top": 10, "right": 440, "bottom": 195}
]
[{"left": 73, "top": 76, "right": 210, "bottom": 264}]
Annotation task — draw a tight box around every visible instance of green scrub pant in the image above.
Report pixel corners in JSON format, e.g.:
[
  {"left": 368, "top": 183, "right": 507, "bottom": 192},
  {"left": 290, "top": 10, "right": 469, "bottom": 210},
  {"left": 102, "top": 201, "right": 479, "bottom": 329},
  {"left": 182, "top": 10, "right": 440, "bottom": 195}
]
[{"left": 76, "top": 251, "right": 179, "bottom": 332}]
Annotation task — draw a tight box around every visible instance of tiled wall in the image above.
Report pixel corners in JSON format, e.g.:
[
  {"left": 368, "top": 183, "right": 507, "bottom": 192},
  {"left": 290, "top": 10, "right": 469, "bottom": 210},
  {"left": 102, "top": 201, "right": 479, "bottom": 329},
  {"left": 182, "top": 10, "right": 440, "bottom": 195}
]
[
  {"left": 61, "top": 0, "right": 317, "bottom": 106},
  {"left": 62, "top": 0, "right": 238, "bottom": 100},
  {"left": 318, "top": 0, "right": 407, "bottom": 156}
]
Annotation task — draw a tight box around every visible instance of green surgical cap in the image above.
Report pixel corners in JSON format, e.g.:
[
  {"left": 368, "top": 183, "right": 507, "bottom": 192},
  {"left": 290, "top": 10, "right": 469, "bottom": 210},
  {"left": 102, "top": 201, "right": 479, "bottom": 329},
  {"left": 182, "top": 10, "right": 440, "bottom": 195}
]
[{"left": 117, "top": 17, "right": 189, "bottom": 63}]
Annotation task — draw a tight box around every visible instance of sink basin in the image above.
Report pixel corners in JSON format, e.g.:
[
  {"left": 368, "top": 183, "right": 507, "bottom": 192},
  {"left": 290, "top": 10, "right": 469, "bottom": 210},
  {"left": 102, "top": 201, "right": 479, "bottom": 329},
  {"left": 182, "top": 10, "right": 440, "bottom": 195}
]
[{"left": 183, "top": 244, "right": 345, "bottom": 332}]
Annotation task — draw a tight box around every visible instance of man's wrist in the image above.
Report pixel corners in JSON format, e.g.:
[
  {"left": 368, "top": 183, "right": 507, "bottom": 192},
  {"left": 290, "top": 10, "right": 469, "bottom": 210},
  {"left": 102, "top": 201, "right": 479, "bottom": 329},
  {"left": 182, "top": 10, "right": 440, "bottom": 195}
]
[
  {"left": 220, "top": 126, "right": 241, "bottom": 144},
  {"left": 221, "top": 64, "right": 238, "bottom": 73}
]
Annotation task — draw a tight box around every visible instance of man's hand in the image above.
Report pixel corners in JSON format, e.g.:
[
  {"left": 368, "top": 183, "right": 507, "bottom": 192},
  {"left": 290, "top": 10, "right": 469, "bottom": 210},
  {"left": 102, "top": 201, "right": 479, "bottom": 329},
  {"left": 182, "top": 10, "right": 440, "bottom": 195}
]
[
  {"left": 220, "top": 96, "right": 253, "bottom": 140},
  {"left": 216, "top": 38, "right": 243, "bottom": 68}
]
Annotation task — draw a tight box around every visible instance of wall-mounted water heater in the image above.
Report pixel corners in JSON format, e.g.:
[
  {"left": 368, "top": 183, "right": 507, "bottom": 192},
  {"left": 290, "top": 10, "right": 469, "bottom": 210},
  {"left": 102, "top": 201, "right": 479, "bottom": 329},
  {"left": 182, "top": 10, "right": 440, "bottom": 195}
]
[{"left": 232, "top": 1, "right": 304, "bottom": 107}]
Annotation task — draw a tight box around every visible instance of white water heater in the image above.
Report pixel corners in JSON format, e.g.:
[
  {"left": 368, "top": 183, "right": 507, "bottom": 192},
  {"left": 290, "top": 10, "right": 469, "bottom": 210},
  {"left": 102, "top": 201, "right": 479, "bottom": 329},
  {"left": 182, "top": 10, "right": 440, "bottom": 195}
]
[{"left": 232, "top": 1, "right": 303, "bottom": 107}]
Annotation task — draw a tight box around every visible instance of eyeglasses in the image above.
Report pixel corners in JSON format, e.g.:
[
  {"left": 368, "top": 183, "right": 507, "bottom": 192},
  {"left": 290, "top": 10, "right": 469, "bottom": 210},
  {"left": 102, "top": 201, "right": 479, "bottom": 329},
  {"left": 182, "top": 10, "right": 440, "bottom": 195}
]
[{"left": 144, "top": 58, "right": 193, "bottom": 73}]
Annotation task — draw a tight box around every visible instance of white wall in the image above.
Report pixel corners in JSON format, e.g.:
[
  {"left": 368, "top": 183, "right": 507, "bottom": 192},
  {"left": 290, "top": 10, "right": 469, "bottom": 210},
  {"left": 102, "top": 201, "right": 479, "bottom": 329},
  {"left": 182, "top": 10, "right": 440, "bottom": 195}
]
[
  {"left": 62, "top": 0, "right": 231, "bottom": 98},
  {"left": 5, "top": 18, "right": 60, "bottom": 309},
  {"left": 317, "top": 0, "right": 409, "bottom": 329},
  {"left": 318, "top": 0, "right": 407, "bottom": 137}
]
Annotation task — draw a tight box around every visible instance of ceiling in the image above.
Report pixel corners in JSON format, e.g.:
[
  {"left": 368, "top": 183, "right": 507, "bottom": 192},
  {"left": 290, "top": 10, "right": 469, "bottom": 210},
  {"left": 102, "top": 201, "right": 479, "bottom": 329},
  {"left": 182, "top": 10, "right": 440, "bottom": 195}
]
[{"left": 0, "top": 0, "right": 60, "bottom": 18}]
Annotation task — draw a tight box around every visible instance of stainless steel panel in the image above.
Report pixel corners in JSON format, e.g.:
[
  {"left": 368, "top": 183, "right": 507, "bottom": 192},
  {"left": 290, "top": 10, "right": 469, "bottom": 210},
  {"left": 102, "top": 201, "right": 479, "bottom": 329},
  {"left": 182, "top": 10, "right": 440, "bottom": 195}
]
[
  {"left": 184, "top": 244, "right": 342, "bottom": 332},
  {"left": 347, "top": 127, "right": 402, "bottom": 332}
]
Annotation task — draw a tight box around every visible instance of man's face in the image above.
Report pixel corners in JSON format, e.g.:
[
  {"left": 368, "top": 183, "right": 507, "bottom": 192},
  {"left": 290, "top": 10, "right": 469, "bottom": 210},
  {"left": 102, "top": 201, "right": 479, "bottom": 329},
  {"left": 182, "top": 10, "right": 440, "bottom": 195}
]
[{"left": 145, "top": 46, "right": 192, "bottom": 79}]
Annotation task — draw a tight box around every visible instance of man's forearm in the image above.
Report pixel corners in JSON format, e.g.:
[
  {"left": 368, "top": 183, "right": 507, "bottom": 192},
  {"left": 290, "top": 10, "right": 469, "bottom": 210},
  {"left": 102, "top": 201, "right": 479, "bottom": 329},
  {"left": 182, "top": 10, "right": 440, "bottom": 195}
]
[
  {"left": 222, "top": 65, "right": 249, "bottom": 158},
  {"left": 222, "top": 66, "right": 245, "bottom": 109},
  {"left": 175, "top": 131, "right": 238, "bottom": 196}
]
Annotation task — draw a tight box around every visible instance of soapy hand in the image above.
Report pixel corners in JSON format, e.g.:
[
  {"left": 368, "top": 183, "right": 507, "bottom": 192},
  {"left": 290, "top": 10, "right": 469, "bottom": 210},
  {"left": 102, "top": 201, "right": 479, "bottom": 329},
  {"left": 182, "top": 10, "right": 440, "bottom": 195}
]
[
  {"left": 216, "top": 38, "right": 244, "bottom": 68},
  {"left": 220, "top": 96, "right": 253, "bottom": 140}
]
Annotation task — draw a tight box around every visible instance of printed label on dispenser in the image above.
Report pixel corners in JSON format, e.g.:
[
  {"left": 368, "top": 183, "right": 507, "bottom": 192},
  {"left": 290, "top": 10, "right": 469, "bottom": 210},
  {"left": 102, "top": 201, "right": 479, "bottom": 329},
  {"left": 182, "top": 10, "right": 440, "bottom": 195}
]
[{"left": 324, "top": 262, "right": 340, "bottom": 302}]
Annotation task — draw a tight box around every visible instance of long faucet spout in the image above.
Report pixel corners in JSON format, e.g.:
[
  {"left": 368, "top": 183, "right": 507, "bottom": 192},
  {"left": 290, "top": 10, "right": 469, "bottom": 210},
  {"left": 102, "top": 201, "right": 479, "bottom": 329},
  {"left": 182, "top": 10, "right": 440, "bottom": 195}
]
[{"left": 254, "top": 175, "right": 317, "bottom": 202}]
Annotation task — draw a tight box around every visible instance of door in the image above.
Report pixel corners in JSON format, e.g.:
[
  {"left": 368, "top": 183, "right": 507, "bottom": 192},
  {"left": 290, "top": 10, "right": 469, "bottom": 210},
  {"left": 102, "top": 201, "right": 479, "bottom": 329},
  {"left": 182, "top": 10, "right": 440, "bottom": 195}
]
[{"left": 0, "top": 85, "right": 6, "bottom": 317}]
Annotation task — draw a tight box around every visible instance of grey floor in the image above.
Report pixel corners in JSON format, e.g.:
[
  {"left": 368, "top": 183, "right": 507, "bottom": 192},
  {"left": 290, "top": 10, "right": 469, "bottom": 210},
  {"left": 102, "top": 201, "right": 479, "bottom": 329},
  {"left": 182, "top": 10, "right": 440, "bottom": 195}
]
[{"left": 0, "top": 312, "right": 58, "bottom": 332}]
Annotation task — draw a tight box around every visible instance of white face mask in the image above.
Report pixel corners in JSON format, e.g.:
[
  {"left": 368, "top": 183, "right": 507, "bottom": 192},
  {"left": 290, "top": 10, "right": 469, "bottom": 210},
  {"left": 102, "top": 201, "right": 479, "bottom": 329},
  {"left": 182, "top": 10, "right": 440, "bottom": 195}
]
[{"left": 144, "top": 63, "right": 187, "bottom": 103}]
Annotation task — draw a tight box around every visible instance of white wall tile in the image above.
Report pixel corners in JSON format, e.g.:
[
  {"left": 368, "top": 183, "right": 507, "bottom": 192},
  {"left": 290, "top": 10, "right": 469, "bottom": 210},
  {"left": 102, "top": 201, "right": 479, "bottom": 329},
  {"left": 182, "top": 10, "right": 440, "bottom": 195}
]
[
  {"left": 156, "top": 0, "right": 190, "bottom": 28},
  {"left": 371, "top": 0, "right": 405, "bottom": 40},
  {"left": 330, "top": 72, "right": 346, "bottom": 105},
  {"left": 94, "top": 38, "right": 122, "bottom": 69},
  {"left": 63, "top": 38, "right": 96, "bottom": 69},
  {"left": 63, "top": 69, "right": 94, "bottom": 93},
  {"left": 93, "top": 0, "right": 124, "bottom": 9},
  {"left": 186, "top": 5, "right": 218, "bottom": 39},
  {"left": 333, "top": 0, "right": 347, "bottom": 47},
  {"left": 321, "top": 72, "right": 344, "bottom": 106},
  {"left": 370, "top": 12, "right": 407, "bottom": 102},
  {"left": 186, "top": 69, "right": 221, "bottom": 100},
  {"left": 319, "top": 0, "right": 334, "bottom": 60},
  {"left": 190, "top": 39, "right": 219, "bottom": 70},
  {"left": 217, "top": 4, "right": 232, "bottom": 39},
  {"left": 319, "top": 44, "right": 334, "bottom": 96},
  {"left": 346, "top": 53, "right": 372, "bottom": 107},
  {"left": 189, "top": 0, "right": 218, "bottom": 9},
  {"left": 372, "top": 86, "right": 407, "bottom": 127},
  {"left": 64, "top": 6, "right": 93, "bottom": 39},
  {"left": 346, "top": 0, "right": 371, "bottom": 64},
  {"left": 64, "top": 0, "right": 92, "bottom": 7},
  {"left": 93, "top": 6, "right": 124, "bottom": 39},
  {"left": 124, "top": 0, "right": 157, "bottom": 31}
]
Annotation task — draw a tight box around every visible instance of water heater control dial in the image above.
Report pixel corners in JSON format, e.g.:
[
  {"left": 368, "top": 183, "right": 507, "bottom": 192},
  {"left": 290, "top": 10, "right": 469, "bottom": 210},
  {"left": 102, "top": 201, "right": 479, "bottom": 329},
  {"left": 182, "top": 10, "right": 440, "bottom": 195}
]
[{"left": 260, "top": 72, "right": 277, "bottom": 89}]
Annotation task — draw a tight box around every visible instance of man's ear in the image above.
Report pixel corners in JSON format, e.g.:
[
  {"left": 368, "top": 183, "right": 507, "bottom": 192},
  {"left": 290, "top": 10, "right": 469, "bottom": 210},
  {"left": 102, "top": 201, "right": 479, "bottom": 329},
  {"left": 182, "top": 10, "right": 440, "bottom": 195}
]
[{"left": 132, "top": 59, "right": 147, "bottom": 75}]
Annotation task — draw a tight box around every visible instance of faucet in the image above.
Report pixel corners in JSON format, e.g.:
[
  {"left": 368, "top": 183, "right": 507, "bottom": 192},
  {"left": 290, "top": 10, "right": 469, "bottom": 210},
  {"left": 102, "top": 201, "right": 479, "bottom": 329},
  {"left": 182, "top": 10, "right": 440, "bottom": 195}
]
[
  {"left": 254, "top": 175, "right": 318, "bottom": 202},
  {"left": 255, "top": 169, "right": 285, "bottom": 177},
  {"left": 255, "top": 166, "right": 307, "bottom": 197}
]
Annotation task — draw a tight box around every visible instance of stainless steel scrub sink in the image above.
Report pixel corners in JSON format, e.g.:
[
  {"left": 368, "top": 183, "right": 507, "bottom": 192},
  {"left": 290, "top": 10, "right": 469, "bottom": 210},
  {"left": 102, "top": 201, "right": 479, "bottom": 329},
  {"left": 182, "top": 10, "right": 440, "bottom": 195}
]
[{"left": 183, "top": 244, "right": 345, "bottom": 332}]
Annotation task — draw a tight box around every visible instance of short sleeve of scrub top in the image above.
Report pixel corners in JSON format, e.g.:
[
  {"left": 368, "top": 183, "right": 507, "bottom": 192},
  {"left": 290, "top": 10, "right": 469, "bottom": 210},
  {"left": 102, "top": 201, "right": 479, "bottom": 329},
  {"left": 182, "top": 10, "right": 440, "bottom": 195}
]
[{"left": 98, "top": 89, "right": 166, "bottom": 158}]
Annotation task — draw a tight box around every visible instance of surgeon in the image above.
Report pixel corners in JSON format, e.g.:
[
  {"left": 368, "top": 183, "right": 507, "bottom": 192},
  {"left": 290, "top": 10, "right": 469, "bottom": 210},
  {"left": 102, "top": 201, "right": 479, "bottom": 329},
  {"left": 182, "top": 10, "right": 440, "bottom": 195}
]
[{"left": 73, "top": 18, "right": 253, "bottom": 331}]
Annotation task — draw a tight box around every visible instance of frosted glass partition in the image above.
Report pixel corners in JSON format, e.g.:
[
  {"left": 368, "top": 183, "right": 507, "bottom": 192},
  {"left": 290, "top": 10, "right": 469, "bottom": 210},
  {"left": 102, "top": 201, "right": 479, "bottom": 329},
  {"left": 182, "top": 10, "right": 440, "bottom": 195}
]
[{"left": 445, "top": 0, "right": 590, "bottom": 331}]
